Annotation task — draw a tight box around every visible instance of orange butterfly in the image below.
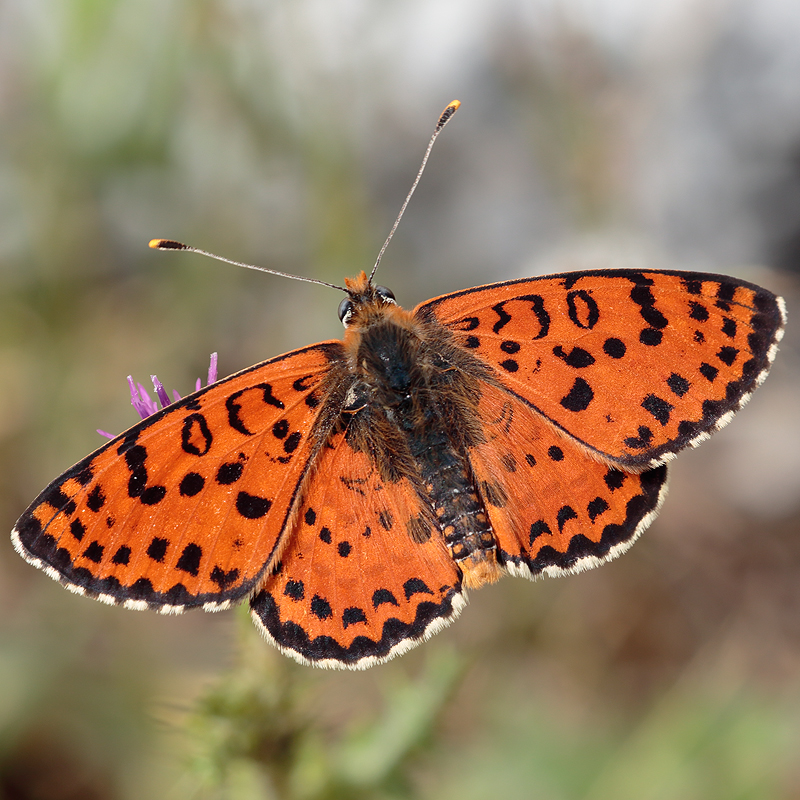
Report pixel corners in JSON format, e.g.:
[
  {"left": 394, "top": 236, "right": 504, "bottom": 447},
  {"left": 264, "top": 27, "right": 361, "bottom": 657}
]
[{"left": 12, "top": 102, "right": 786, "bottom": 669}]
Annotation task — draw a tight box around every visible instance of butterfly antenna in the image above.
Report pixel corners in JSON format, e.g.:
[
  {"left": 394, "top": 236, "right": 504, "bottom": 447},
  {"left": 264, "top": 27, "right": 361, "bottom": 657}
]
[
  {"left": 148, "top": 240, "right": 348, "bottom": 293},
  {"left": 368, "top": 99, "right": 460, "bottom": 284},
  {"left": 152, "top": 100, "right": 460, "bottom": 293}
]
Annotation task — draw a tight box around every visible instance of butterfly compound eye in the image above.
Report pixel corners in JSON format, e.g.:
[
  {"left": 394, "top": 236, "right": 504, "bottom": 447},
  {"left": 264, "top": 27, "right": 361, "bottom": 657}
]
[
  {"left": 375, "top": 286, "right": 396, "bottom": 304},
  {"left": 338, "top": 297, "right": 354, "bottom": 326}
]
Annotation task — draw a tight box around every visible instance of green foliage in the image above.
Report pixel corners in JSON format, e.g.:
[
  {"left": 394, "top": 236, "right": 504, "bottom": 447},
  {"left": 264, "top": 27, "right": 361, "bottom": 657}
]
[{"left": 184, "top": 614, "right": 465, "bottom": 800}]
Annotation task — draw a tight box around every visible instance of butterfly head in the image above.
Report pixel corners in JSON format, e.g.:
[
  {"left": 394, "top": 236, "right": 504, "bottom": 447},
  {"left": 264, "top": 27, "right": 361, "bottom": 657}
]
[{"left": 339, "top": 271, "right": 398, "bottom": 329}]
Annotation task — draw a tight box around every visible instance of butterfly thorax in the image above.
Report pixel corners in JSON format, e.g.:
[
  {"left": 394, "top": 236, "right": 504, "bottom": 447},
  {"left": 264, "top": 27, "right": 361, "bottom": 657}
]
[{"left": 332, "top": 283, "right": 503, "bottom": 589}]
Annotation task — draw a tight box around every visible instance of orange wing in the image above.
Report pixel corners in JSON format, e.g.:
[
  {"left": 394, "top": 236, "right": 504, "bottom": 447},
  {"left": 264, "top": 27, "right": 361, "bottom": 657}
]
[
  {"left": 418, "top": 269, "right": 785, "bottom": 469},
  {"left": 12, "top": 344, "right": 341, "bottom": 612},
  {"left": 465, "top": 382, "right": 667, "bottom": 579},
  {"left": 250, "top": 420, "right": 464, "bottom": 669}
]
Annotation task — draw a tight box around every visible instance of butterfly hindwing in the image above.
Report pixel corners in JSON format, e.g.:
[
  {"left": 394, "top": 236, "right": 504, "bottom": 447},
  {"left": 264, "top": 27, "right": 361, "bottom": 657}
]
[
  {"left": 12, "top": 343, "right": 341, "bottom": 611},
  {"left": 465, "top": 382, "right": 668, "bottom": 579},
  {"left": 419, "top": 269, "right": 785, "bottom": 469},
  {"left": 251, "top": 415, "right": 464, "bottom": 669}
]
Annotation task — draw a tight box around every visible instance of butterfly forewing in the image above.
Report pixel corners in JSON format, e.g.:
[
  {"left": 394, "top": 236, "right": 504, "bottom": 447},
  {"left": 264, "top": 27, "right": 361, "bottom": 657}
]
[
  {"left": 419, "top": 270, "right": 785, "bottom": 469},
  {"left": 13, "top": 344, "right": 341, "bottom": 610},
  {"left": 251, "top": 421, "right": 464, "bottom": 668}
]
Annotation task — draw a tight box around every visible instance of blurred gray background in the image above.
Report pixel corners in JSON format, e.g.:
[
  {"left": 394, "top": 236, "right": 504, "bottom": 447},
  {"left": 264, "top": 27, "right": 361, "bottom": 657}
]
[{"left": 1, "top": 1, "right": 799, "bottom": 798}]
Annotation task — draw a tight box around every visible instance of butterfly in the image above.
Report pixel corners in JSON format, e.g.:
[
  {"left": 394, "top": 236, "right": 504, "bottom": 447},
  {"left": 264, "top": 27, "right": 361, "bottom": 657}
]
[{"left": 12, "top": 102, "right": 786, "bottom": 669}]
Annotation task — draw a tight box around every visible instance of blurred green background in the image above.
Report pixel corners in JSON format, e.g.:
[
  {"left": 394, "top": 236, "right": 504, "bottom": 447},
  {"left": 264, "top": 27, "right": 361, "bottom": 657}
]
[{"left": 1, "top": 1, "right": 799, "bottom": 798}]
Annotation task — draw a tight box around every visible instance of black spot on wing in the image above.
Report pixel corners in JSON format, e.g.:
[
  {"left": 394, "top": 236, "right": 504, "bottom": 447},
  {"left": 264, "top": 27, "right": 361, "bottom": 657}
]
[
  {"left": 587, "top": 497, "right": 609, "bottom": 521},
  {"left": 42, "top": 485, "right": 74, "bottom": 516},
  {"left": 717, "top": 346, "right": 739, "bottom": 366},
  {"left": 83, "top": 541, "right": 104, "bottom": 563},
  {"left": 226, "top": 389, "right": 255, "bottom": 436},
  {"left": 553, "top": 346, "right": 595, "bottom": 368},
  {"left": 603, "top": 337, "right": 626, "bottom": 359},
  {"left": 129, "top": 578, "right": 155, "bottom": 600},
  {"left": 75, "top": 466, "right": 94, "bottom": 486},
  {"left": 210, "top": 566, "right": 240, "bottom": 589},
  {"left": 337, "top": 541, "right": 352, "bottom": 558},
  {"left": 236, "top": 492, "right": 272, "bottom": 519},
  {"left": 342, "top": 607, "right": 368, "bottom": 628},
  {"left": 70, "top": 519, "right": 86, "bottom": 542},
  {"left": 604, "top": 469, "right": 626, "bottom": 491},
  {"left": 260, "top": 384, "right": 285, "bottom": 409},
  {"left": 557, "top": 505, "right": 578, "bottom": 532},
  {"left": 639, "top": 328, "right": 663, "bottom": 346},
  {"left": 176, "top": 543, "right": 202, "bottom": 576},
  {"left": 699, "top": 362, "right": 719, "bottom": 382},
  {"left": 284, "top": 580, "right": 305, "bottom": 600},
  {"left": 560, "top": 378, "right": 593, "bottom": 412},
  {"left": 403, "top": 578, "right": 433, "bottom": 600},
  {"left": 272, "top": 420, "right": 289, "bottom": 438},
  {"left": 683, "top": 278, "right": 703, "bottom": 294},
  {"left": 689, "top": 302, "right": 709, "bottom": 322},
  {"left": 529, "top": 520, "right": 552, "bottom": 544},
  {"left": 86, "top": 485, "right": 106, "bottom": 512},
  {"left": 311, "top": 595, "right": 332, "bottom": 620},
  {"left": 283, "top": 431, "right": 302, "bottom": 454},
  {"left": 180, "top": 472, "right": 205, "bottom": 497},
  {"left": 630, "top": 284, "right": 668, "bottom": 329},
  {"left": 641, "top": 394, "right": 674, "bottom": 426},
  {"left": 372, "top": 588, "right": 399, "bottom": 608},
  {"left": 666, "top": 373, "right": 690, "bottom": 397},
  {"left": 216, "top": 460, "right": 244, "bottom": 485},
  {"left": 147, "top": 537, "right": 168, "bottom": 562},
  {"left": 716, "top": 281, "right": 737, "bottom": 304},
  {"left": 140, "top": 485, "right": 167, "bottom": 506},
  {"left": 624, "top": 426, "right": 653, "bottom": 450}
]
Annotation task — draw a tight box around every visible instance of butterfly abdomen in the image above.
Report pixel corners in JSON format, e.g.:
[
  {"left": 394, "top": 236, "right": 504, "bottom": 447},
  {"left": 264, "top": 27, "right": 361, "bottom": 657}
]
[{"left": 411, "top": 426, "right": 502, "bottom": 589}]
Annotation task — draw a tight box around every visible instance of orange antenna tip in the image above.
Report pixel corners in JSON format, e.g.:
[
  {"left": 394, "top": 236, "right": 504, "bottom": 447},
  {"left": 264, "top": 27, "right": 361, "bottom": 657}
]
[
  {"left": 437, "top": 100, "right": 461, "bottom": 131},
  {"left": 368, "top": 100, "right": 462, "bottom": 282},
  {"left": 149, "top": 239, "right": 187, "bottom": 250}
]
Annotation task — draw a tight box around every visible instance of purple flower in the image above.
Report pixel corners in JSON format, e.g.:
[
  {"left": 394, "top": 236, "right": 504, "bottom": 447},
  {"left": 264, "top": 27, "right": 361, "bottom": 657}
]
[{"left": 98, "top": 353, "right": 218, "bottom": 439}]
